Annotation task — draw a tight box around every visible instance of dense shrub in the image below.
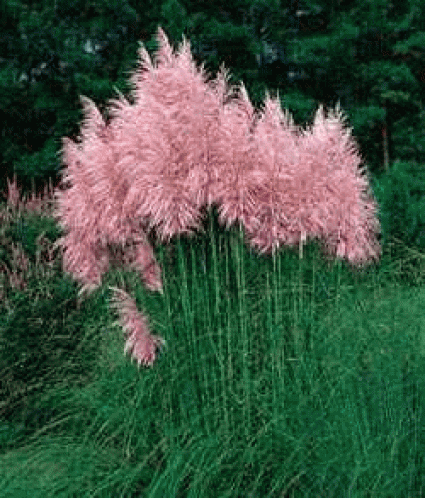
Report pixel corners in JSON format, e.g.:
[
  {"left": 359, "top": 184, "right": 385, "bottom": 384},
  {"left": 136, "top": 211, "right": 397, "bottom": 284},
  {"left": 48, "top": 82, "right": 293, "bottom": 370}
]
[{"left": 371, "top": 159, "right": 425, "bottom": 250}]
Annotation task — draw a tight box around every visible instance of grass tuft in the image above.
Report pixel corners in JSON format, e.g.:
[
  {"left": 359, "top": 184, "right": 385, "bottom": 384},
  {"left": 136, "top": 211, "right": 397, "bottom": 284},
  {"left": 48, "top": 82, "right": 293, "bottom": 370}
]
[{"left": 1, "top": 178, "right": 425, "bottom": 497}]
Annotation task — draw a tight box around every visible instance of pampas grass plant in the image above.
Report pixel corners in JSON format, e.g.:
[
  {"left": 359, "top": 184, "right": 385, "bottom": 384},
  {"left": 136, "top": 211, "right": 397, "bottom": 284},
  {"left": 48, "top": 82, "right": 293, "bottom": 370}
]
[
  {"left": 1, "top": 26, "right": 425, "bottom": 497},
  {"left": 54, "top": 27, "right": 381, "bottom": 368},
  {"left": 1, "top": 169, "right": 425, "bottom": 497}
]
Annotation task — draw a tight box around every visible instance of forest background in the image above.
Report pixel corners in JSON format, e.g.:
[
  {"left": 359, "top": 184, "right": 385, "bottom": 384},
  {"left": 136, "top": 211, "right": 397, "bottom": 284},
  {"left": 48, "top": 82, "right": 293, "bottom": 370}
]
[{"left": 1, "top": 0, "right": 425, "bottom": 254}]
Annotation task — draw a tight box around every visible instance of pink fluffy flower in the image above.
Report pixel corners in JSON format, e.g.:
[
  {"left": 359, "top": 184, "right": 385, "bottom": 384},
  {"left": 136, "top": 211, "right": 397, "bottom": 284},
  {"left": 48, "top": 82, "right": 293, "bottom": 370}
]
[
  {"left": 55, "top": 26, "right": 381, "bottom": 367},
  {"left": 120, "top": 236, "right": 164, "bottom": 294},
  {"left": 235, "top": 98, "right": 382, "bottom": 266},
  {"left": 108, "top": 27, "right": 241, "bottom": 243},
  {"left": 109, "top": 286, "right": 165, "bottom": 367},
  {"left": 53, "top": 95, "right": 163, "bottom": 296},
  {"left": 215, "top": 88, "right": 304, "bottom": 253},
  {"left": 293, "top": 103, "right": 381, "bottom": 265}
]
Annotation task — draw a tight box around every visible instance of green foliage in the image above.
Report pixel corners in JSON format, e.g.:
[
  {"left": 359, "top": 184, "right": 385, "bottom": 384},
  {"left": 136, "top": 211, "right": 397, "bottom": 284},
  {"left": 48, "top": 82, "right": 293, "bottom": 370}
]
[
  {"left": 359, "top": 60, "right": 418, "bottom": 100},
  {"left": 349, "top": 104, "right": 386, "bottom": 131},
  {"left": 0, "top": 273, "right": 100, "bottom": 425},
  {"left": 394, "top": 30, "right": 425, "bottom": 54},
  {"left": 391, "top": 108, "right": 425, "bottom": 162},
  {"left": 74, "top": 73, "right": 116, "bottom": 101},
  {"left": 0, "top": 0, "right": 142, "bottom": 198},
  {"left": 160, "top": 0, "right": 188, "bottom": 42},
  {"left": 280, "top": 89, "right": 317, "bottom": 125},
  {"left": 3, "top": 210, "right": 60, "bottom": 261},
  {"left": 12, "top": 138, "right": 60, "bottom": 183},
  {"left": 1, "top": 198, "right": 425, "bottom": 494},
  {"left": 287, "top": 33, "right": 333, "bottom": 65},
  {"left": 372, "top": 159, "right": 425, "bottom": 249}
]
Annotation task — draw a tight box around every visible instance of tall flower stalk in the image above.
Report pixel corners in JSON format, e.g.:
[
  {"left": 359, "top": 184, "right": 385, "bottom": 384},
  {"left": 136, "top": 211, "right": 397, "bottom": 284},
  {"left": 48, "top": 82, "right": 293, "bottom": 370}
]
[{"left": 54, "top": 26, "right": 381, "bottom": 367}]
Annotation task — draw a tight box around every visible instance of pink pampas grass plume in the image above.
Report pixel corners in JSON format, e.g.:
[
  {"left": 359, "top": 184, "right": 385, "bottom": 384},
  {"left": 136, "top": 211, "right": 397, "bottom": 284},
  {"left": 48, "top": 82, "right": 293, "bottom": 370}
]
[
  {"left": 213, "top": 88, "right": 304, "bottom": 252},
  {"left": 218, "top": 92, "right": 382, "bottom": 267},
  {"left": 119, "top": 236, "right": 164, "bottom": 294},
  {"left": 109, "top": 26, "right": 240, "bottom": 243},
  {"left": 53, "top": 94, "right": 163, "bottom": 296},
  {"left": 109, "top": 286, "right": 166, "bottom": 367},
  {"left": 54, "top": 25, "right": 382, "bottom": 369},
  {"left": 206, "top": 81, "right": 262, "bottom": 232},
  {"left": 294, "top": 103, "right": 381, "bottom": 266}
]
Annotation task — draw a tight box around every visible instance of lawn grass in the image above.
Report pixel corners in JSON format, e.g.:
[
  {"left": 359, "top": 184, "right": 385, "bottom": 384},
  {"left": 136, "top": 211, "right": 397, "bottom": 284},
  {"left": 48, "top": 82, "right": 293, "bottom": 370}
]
[{"left": 1, "top": 181, "right": 425, "bottom": 497}]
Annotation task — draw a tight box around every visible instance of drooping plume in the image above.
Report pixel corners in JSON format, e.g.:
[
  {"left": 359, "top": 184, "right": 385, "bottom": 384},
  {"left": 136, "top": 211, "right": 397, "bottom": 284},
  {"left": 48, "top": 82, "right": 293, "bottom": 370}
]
[
  {"left": 53, "top": 95, "right": 164, "bottom": 296},
  {"left": 109, "top": 287, "right": 165, "bottom": 367}
]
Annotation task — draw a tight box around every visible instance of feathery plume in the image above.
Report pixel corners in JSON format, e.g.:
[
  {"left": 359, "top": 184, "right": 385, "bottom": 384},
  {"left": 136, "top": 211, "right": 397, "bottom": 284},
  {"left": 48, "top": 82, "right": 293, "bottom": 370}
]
[
  {"left": 55, "top": 26, "right": 381, "bottom": 367},
  {"left": 109, "top": 286, "right": 165, "bottom": 367},
  {"left": 113, "top": 27, "right": 240, "bottom": 243}
]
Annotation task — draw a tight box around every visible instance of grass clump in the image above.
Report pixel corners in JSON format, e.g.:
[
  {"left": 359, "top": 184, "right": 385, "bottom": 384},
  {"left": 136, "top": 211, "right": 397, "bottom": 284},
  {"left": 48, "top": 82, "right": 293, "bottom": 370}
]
[{"left": 1, "top": 178, "right": 425, "bottom": 497}]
